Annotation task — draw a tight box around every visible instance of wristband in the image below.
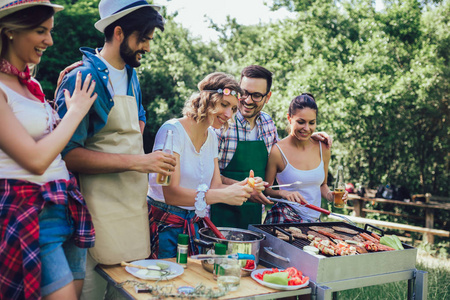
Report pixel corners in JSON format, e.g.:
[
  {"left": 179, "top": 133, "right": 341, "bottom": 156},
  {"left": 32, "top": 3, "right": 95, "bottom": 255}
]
[{"left": 195, "top": 184, "right": 209, "bottom": 217}]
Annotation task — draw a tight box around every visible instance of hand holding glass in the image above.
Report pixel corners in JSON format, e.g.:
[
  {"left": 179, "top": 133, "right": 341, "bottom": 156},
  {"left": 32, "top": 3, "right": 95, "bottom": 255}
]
[{"left": 156, "top": 130, "right": 173, "bottom": 186}]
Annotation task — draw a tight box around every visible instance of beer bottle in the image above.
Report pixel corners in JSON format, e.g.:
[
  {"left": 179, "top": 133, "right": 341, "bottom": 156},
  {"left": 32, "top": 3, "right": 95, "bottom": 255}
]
[
  {"left": 156, "top": 129, "right": 173, "bottom": 186},
  {"left": 333, "top": 165, "right": 346, "bottom": 208}
]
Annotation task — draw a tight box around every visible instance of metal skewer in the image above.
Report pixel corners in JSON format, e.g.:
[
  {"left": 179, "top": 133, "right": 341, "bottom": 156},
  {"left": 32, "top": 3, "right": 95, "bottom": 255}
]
[
  {"left": 267, "top": 181, "right": 302, "bottom": 189},
  {"left": 267, "top": 197, "right": 358, "bottom": 227}
]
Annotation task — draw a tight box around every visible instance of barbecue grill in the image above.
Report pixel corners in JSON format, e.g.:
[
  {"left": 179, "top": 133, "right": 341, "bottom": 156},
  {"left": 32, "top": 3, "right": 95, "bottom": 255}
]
[{"left": 249, "top": 222, "right": 428, "bottom": 299}]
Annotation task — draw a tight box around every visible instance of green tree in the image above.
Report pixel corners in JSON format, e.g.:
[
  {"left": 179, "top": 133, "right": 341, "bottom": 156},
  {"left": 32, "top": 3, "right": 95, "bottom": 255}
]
[
  {"left": 215, "top": 0, "right": 449, "bottom": 198},
  {"left": 37, "top": 0, "right": 103, "bottom": 97},
  {"left": 137, "top": 13, "right": 225, "bottom": 151}
]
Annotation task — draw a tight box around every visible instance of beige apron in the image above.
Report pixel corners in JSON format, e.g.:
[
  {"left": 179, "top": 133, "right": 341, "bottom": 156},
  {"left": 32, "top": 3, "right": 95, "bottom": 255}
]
[{"left": 79, "top": 86, "right": 149, "bottom": 265}]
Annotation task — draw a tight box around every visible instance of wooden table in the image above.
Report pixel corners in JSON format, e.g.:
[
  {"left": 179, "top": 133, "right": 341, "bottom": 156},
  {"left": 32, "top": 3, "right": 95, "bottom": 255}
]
[{"left": 96, "top": 258, "right": 311, "bottom": 299}]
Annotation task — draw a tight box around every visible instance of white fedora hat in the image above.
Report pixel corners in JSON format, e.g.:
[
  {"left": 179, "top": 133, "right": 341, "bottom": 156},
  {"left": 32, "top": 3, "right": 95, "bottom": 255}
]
[
  {"left": 94, "top": 0, "right": 161, "bottom": 33},
  {"left": 0, "top": 0, "right": 63, "bottom": 19}
]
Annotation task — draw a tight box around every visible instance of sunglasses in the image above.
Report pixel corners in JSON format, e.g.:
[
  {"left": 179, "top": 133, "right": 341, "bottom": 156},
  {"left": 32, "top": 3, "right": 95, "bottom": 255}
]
[{"left": 202, "top": 88, "right": 240, "bottom": 99}]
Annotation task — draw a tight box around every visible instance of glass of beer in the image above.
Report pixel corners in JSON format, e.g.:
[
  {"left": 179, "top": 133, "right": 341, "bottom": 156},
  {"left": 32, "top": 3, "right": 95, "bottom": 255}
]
[
  {"left": 156, "top": 172, "right": 171, "bottom": 186},
  {"left": 156, "top": 130, "right": 173, "bottom": 186},
  {"left": 334, "top": 165, "right": 346, "bottom": 208}
]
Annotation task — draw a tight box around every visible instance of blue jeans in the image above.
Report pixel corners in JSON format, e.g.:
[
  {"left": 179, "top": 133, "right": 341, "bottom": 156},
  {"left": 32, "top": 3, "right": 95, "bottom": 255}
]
[
  {"left": 148, "top": 198, "right": 200, "bottom": 259},
  {"left": 38, "top": 203, "right": 87, "bottom": 296}
]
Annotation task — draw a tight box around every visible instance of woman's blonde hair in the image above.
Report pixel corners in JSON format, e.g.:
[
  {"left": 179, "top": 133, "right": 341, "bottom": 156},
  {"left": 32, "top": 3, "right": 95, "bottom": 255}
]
[
  {"left": 183, "top": 72, "right": 241, "bottom": 130},
  {"left": 0, "top": 6, "right": 54, "bottom": 70}
]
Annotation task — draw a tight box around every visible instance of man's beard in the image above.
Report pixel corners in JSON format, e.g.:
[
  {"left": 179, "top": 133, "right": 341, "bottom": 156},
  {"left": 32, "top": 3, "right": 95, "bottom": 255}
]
[
  {"left": 120, "top": 39, "right": 144, "bottom": 68},
  {"left": 238, "top": 101, "right": 264, "bottom": 119}
]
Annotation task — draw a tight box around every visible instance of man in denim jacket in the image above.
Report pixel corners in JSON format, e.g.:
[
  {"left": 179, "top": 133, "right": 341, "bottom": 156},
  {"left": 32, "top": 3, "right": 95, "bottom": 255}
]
[{"left": 55, "top": 0, "right": 176, "bottom": 299}]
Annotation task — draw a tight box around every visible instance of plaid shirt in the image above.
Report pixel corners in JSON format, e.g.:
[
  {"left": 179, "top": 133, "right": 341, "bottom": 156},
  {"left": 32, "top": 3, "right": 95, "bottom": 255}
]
[
  {"left": 148, "top": 204, "right": 200, "bottom": 259},
  {"left": 216, "top": 111, "right": 279, "bottom": 170},
  {"left": 0, "top": 175, "right": 95, "bottom": 300}
]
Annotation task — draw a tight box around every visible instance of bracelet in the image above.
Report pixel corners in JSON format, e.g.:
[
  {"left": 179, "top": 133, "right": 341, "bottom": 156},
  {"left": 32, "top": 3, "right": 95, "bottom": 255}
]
[{"left": 195, "top": 184, "right": 209, "bottom": 217}]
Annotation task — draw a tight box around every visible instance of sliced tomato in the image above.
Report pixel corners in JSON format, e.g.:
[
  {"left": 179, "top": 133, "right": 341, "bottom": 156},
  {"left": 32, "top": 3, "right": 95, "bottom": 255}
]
[
  {"left": 255, "top": 273, "right": 264, "bottom": 280},
  {"left": 244, "top": 260, "right": 255, "bottom": 270},
  {"left": 271, "top": 268, "right": 280, "bottom": 273},
  {"left": 285, "top": 267, "right": 297, "bottom": 278},
  {"left": 285, "top": 267, "right": 302, "bottom": 279},
  {"left": 288, "top": 277, "right": 303, "bottom": 286}
]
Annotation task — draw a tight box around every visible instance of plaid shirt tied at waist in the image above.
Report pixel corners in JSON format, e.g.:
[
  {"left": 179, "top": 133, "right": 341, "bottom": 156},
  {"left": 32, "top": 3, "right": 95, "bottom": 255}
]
[
  {"left": 149, "top": 204, "right": 201, "bottom": 259},
  {"left": 0, "top": 175, "right": 95, "bottom": 300}
]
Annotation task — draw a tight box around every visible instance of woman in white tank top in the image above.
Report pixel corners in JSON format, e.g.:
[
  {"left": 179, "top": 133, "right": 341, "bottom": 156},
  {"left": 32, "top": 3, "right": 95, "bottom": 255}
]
[
  {"left": 264, "top": 93, "right": 347, "bottom": 223},
  {"left": 0, "top": 3, "right": 97, "bottom": 299}
]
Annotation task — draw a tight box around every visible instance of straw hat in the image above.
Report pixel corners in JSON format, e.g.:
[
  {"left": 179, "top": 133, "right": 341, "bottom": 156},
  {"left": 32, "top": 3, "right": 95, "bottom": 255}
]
[
  {"left": 94, "top": 0, "right": 161, "bottom": 33},
  {"left": 0, "top": 0, "right": 63, "bottom": 19}
]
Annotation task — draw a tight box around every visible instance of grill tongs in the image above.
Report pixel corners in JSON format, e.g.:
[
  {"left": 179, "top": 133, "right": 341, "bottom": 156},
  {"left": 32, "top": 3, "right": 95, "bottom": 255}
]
[{"left": 267, "top": 197, "right": 357, "bottom": 226}]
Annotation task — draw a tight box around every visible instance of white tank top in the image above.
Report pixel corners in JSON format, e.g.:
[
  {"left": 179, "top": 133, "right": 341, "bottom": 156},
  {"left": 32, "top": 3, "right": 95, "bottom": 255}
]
[
  {"left": 275, "top": 142, "right": 325, "bottom": 221},
  {"left": 0, "top": 82, "right": 69, "bottom": 184}
]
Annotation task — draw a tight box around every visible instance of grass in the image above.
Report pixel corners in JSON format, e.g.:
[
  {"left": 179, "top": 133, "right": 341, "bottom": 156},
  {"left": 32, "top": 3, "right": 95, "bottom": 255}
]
[
  {"left": 319, "top": 199, "right": 450, "bottom": 299},
  {"left": 336, "top": 250, "right": 450, "bottom": 299}
]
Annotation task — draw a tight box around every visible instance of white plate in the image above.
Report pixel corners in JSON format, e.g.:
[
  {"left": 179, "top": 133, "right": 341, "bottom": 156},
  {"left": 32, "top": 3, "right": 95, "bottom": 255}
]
[
  {"left": 251, "top": 269, "right": 309, "bottom": 290},
  {"left": 125, "top": 259, "right": 184, "bottom": 280}
]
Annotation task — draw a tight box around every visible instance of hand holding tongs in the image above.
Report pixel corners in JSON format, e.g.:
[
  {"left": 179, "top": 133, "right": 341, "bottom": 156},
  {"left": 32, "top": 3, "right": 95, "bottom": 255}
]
[
  {"left": 267, "top": 197, "right": 357, "bottom": 226},
  {"left": 265, "top": 181, "right": 302, "bottom": 189}
]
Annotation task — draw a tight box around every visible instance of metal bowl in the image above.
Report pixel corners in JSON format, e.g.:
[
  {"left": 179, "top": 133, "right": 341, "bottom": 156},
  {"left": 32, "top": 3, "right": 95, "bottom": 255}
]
[{"left": 196, "top": 227, "right": 265, "bottom": 276}]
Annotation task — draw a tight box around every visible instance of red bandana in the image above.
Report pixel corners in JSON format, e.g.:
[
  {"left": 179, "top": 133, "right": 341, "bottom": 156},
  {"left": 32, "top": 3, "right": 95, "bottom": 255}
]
[{"left": 0, "top": 59, "right": 46, "bottom": 103}]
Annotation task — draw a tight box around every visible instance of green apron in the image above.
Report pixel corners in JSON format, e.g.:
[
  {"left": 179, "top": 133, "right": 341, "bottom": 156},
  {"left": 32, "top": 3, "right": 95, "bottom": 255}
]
[{"left": 210, "top": 119, "right": 268, "bottom": 229}]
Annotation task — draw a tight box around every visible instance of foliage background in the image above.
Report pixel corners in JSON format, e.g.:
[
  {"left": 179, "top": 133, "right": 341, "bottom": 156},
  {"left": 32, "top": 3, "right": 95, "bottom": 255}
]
[{"left": 38, "top": 0, "right": 449, "bottom": 234}]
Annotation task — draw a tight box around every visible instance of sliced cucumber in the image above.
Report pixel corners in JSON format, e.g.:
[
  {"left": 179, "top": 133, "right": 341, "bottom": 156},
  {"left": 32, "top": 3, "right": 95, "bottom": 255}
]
[{"left": 156, "top": 262, "right": 170, "bottom": 270}]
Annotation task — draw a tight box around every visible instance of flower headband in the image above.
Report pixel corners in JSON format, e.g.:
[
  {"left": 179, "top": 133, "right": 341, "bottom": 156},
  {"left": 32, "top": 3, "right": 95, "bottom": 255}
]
[{"left": 202, "top": 88, "right": 240, "bottom": 99}]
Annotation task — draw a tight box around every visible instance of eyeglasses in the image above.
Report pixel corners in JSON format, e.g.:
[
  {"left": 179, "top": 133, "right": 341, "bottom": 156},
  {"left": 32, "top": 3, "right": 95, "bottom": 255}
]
[
  {"left": 238, "top": 89, "right": 269, "bottom": 102},
  {"left": 202, "top": 88, "right": 240, "bottom": 99}
]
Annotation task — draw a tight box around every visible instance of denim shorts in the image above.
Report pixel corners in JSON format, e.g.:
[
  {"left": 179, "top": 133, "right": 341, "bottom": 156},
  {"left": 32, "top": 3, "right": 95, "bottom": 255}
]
[
  {"left": 38, "top": 203, "right": 87, "bottom": 296},
  {"left": 148, "top": 197, "right": 200, "bottom": 259}
]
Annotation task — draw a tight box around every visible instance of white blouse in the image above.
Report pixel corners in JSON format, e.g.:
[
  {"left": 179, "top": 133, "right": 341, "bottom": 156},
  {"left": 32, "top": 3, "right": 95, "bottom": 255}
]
[{"left": 148, "top": 119, "right": 218, "bottom": 210}]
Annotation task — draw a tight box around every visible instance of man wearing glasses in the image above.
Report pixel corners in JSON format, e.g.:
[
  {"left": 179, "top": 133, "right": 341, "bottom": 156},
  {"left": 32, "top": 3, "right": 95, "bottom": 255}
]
[{"left": 211, "top": 65, "right": 330, "bottom": 229}]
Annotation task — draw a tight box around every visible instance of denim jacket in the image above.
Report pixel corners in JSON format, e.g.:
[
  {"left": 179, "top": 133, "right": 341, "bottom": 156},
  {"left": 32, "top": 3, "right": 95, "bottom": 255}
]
[{"left": 56, "top": 47, "right": 146, "bottom": 157}]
